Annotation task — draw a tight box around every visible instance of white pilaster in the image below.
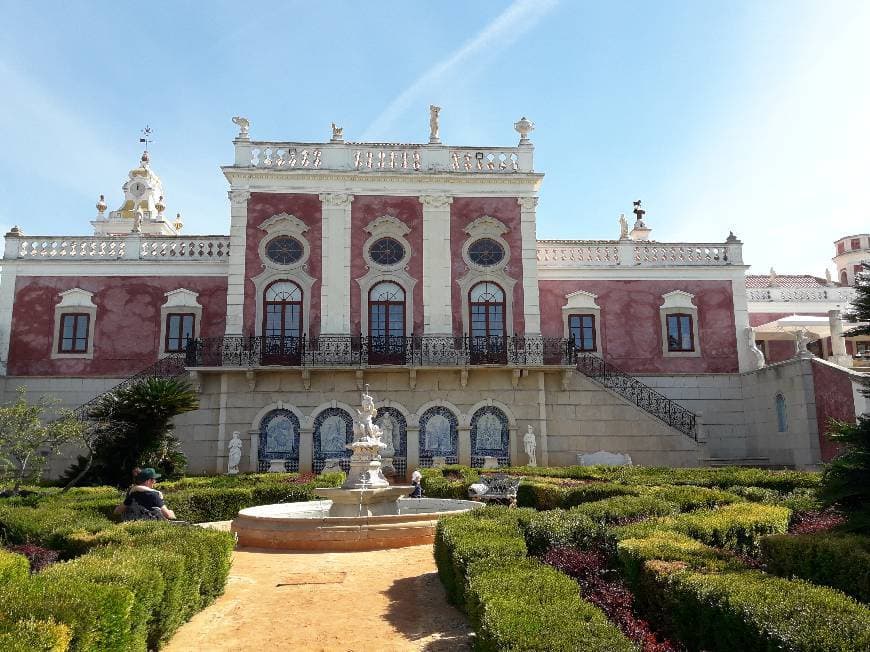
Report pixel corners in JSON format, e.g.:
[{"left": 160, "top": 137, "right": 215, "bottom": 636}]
[
  {"left": 0, "top": 230, "right": 20, "bottom": 375},
  {"left": 518, "top": 196, "right": 541, "bottom": 334},
  {"left": 731, "top": 273, "right": 753, "bottom": 372},
  {"left": 419, "top": 194, "right": 453, "bottom": 334},
  {"left": 225, "top": 189, "right": 250, "bottom": 336},
  {"left": 319, "top": 193, "right": 354, "bottom": 334}
]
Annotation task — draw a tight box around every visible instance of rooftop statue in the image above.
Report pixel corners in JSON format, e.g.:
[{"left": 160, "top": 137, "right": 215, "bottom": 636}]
[
  {"left": 429, "top": 105, "right": 441, "bottom": 144},
  {"left": 618, "top": 214, "right": 629, "bottom": 239},
  {"left": 330, "top": 122, "right": 344, "bottom": 142},
  {"left": 232, "top": 116, "right": 250, "bottom": 139}
]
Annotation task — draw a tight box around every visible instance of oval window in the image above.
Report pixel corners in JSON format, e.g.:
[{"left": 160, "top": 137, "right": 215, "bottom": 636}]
[
  {"left": 265, "top": 236, "right": 304, "bottom": 265},
  {"left": 369, "top": 237, "right": 405, "bottom": 266},
  {"left": 468, "top": 238, "right": 505, "bottom": 267}
]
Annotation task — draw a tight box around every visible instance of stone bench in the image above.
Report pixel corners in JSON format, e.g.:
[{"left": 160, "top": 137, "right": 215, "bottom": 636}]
[{"left": 468, "top": 474, "right": 521, "bottom": 505}]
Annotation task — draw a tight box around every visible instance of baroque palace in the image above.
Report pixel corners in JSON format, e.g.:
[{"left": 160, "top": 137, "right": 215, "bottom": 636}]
[{"left": 0, "top": 113, "right": 865, "bottom": 476}]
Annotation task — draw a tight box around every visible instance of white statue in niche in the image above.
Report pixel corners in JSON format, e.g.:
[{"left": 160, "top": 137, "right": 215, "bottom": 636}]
[
  {"left": 523, "top": 425, "right": 537, "bottom": 467},
  {"left": 227, "top": 431, "right": 243, "bottom": 475},
  {"left": 475, "top": 412, "right": 502, "bottom": 450},
  {"left": 425, "top": 413, "right": 452, "bottom": 453},
  {"left": 265, "top": 414, "right": 295, "bottom": 453},
  {"left": 320, "top": 415, "right": 346, "bottom": 452}
]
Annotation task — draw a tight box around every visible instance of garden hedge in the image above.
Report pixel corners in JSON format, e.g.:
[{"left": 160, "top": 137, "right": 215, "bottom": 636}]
[
  {"left": 570, "top": 494, "right": 678, "bottom": 524},
  {"left": 0, "top": 548, "right": 29, "bottom": 583},
  {"left": 521, "top": 508, "right": 597, "bottom": 556},
  {"left": 641, "top": 562, "right": 870, "bottom": 652},
  {"left": 465, "top": 557, "right": 637, "bottom": 652},
  {"left": 760, "top": 532, "right": 870, "bottom": 603},
  {"left": 516, "top": 480, "right": 641, "bottom": 510},
  {"left": 0, "top": 618, "right": 72, "bottom": 652},
  {"left": 672, "top": 502, "right": 791, "bottom": 555}
]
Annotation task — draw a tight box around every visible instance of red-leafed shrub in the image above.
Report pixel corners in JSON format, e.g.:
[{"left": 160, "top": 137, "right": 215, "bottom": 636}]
[
  {"left": 6, "top": 544, "right": 59, "bottom": 572},
  {"left": 543, "top": 546, "right": 681, "bottom": 652},
  {"left": 789, "top": 508, "right": 846, "bottom": 535}
]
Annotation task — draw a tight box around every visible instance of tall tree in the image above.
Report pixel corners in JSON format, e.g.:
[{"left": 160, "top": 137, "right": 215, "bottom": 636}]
[{"left": 843, "top": 263, "right": 870, "bottom": 336}]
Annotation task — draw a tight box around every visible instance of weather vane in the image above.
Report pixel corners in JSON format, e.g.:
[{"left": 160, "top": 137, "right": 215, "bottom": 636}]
[{"left": 139, "top": 125, "right": 153, "bottom": 152}]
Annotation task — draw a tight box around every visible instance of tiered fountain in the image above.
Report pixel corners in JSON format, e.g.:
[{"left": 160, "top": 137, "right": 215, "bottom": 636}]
[{"left": 231, "top": 387, "right": 481, "bottom": 551}]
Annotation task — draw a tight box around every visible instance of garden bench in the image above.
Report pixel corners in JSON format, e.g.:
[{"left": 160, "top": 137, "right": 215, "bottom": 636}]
[{"left": 468, "top": 474, "right": 521, "bottom": 506}]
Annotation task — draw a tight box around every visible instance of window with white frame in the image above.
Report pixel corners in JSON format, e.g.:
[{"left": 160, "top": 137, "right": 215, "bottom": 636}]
[
  {"left": 561, "top": 290, "right": 600, "bottom": 354},
  {"left": 159, "top": 289, "right": 202, "bottom": 356},
  {"left": 52, "top": 288, "right": 97, "bottom": 359},
  {"left": 659, "top": 291, "right": 701, "bottom": 357}
]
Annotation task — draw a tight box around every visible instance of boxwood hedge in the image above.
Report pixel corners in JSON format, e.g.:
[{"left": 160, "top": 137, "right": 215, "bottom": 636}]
[
  {"left": 0, "top": 618, "right": 72, "bottom": 652},
  {"left": 672, "top": 502, "right": 791, "bottom": 555},
  {"left": 760, "top": 532, "right": 870, "bottom": 603}
]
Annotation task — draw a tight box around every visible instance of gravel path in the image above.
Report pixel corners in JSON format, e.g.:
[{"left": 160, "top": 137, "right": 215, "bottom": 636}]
[{"left": 165, "top": 544, "right": 473, "bottom": 652}]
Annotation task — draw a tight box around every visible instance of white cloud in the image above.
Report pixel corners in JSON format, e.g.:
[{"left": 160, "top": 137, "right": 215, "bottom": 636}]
[{"left": 362, "top": 0, "right": 559, "bottom": 140}]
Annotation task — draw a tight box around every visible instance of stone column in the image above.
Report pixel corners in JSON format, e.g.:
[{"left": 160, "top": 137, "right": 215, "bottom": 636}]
[
  {"left": 406, "top": 426, "right": 420, "bottom": 479},
  {"left": 319, "top": 193, "right": 354, "bottom": 334},
  {"left": 458, "top": 425, "right": 472, "bottom": 466},
  {"left": 215, "top": 373, "right": 229, "bottom": 474},
  {"left": 536, "top": 371, "right": 549, "bottom": 466},
  {"left": 518, "top": 197, "right": 541, "bottom": 334},
  {"left": 225, "top": 190, "right": 251, "bottom": 336},
  {"left": 829, "top": 309, "right": 851, "bottom": 367},
  {"left": 420, "top": 194, "right": 454, "bottom": 334},
  {"left": 298, "top": 426, "right": 314, "bottom": 474},
  {"left": 247, "top": 428, "right": 259, "bottom": 472}
]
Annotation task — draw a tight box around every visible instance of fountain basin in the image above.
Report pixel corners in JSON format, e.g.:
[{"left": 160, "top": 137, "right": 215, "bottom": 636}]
[
  {"left": 231, "top": 498, "right": 483, "bottom": 551},
  {"left": 316, "top": 486, "right": 414, "bottom": 517}
]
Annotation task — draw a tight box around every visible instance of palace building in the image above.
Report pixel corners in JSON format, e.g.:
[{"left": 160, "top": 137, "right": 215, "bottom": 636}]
[{"left": 0, "top": 114, "right": 863, "bottom": 476}]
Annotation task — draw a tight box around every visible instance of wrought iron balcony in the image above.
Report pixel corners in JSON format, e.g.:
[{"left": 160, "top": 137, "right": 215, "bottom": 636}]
[{"left": 184, "top": 335, "right": 576, "bottom": 369}]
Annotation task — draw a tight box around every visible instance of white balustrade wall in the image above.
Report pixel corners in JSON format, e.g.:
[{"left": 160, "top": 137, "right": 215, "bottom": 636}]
[
  {"left": 12, "top": 235, "right": 230, "bottom": 261},
  {"left": 537, "top": 241, "right": 742, "bottom": 268},
  {"left": 234, "top": 141, "right": 534, "bottom": 173},
  {"left": 747, "top": 287, "right": 856, "bottom": 303}
]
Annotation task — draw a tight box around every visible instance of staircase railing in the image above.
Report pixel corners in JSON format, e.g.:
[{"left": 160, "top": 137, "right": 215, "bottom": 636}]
[
  {"left": 575, "top": 352, "right": 698, "bottom": 439},
  {"left": 70, "top": 354, "right": 188, "bottom": 420}
]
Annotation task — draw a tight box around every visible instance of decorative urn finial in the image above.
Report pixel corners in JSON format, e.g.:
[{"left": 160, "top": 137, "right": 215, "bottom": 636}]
[
  {"left": 173, "top": 212, "right": 183, "bottom": 231},
  {"left": 726, "top": 231, "right": 738, "bottom": 243},
  {"left": 96, "top": 194, "right": 107, "bottom": 215},
  {"left": 155, "top": 195, "right": 166, "bottom": 217},
  {"left": 514, "top": 116, "right": 534, "bottom": 144}
]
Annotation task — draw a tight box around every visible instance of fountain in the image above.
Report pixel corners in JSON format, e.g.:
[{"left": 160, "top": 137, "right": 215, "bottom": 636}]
[{"left": 231, "top": 386, "right": 482, "bottom": 550}]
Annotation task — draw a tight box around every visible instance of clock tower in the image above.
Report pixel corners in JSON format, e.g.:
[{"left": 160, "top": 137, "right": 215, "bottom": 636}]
[{"left": 91, "top": 149, "right": 183, "bottom": 236}]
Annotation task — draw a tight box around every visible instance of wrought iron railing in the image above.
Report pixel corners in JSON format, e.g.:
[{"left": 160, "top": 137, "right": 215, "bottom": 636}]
[
  {"left": 185, "top": 335, "right": 576, "bottom": 368},
  {"left": 575, "top": 352, "right": 698, "bottom": 439},
  {"left": 70, "top": 354, "right": 188, "bottom": 420}
]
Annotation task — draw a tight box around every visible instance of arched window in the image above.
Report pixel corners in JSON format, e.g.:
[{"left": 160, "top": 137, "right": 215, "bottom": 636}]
[
  {"left": 263, "top": 280, "right": 303, "bottom": 365},
  {"left": 368, "top": 281, "right": 406, "bottom": 364},
  {"left": 841, "top": 270, "right": 849, "bottom": 286},
  {"left": 469, "top": 282, "right": 506, "bottom": 363},
  {"left": 775, "top": 393, "right": 788, "bottom": 433}
]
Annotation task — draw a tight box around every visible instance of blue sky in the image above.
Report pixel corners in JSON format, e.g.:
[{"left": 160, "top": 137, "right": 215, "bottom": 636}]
[{"left": 0, "top": 1, "right": 867, "bottom": 276}]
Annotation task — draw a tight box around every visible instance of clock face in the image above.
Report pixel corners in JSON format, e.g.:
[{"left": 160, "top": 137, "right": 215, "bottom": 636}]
[{"left": 130, "top": 181, "right": 146, "bottom": 197}]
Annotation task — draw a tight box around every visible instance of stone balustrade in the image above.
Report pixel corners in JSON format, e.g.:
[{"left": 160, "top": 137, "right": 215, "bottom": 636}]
[
  {"left": 747, "top": 287, "right": 856, "bottom": 303},
  {"left": 8, "top": 235, "right": 230, "bottom": 261},
  {"left": 235, "top": 140, "right": 534, "bottom": 174},
  {"left": 537, "top": 240, "right": 742, "bottom": 267}
]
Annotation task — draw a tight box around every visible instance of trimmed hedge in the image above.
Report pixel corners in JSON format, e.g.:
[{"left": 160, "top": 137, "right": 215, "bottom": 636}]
[
  {"left": 0, "top": 618, "right": 72, "bottom": 652},
  {"left": 760, "top": 532, "right": 870, "bottom": 603},
  {"left": 517, "top": 480, "right": 641, "bottom": 510},
  {"left": 0, "top": 506, "right": 113, "bottom": 557},
  {"left": 421, "top": 466, "right": 480, "bottom": 499},
  {"left": 673, "top": 502, "right": 791, "bottom": 555},
  {"left": 643, "top": 563, "right": 870, "bottom": 652},
  {"left": 522, "top": 509, "right": 597, "bottom": 556},
  {"left": 647, "top": 485, "right": 741, "bottom": 512},
  {"left": 616, "top": 531, "right": 740, "bottom": 582},
  {"left": 0, "top": 548, "right": 29, "bottom": 583},
  {"left": 465, "top": 557, "right": 637, "bottom": 652},
  {"left": 570, "top": 495, "right": 678, "bottom": 525}
]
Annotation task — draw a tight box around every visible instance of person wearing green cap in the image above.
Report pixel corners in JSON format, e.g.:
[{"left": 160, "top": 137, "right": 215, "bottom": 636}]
[{"left": 114, "top": 467, "right": 177, "bottom": 521}]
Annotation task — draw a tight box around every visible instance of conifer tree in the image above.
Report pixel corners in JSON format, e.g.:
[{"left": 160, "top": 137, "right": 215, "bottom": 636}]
[{"left": 843, "top": 263, "right": 870, "bottom": 336}]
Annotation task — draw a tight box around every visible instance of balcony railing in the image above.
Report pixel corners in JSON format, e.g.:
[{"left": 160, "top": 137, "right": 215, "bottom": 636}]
[{"left": 185, "top": 335, "right": 575, "bottom": 368}]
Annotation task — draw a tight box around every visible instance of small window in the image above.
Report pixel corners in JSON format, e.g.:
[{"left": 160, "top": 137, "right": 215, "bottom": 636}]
[
  {"left": 59, "top": 314, "right": 89, "bottom": 353},
  {"left": 369, "top": 237, "right": 405, "bottom": 266},
  {"left": 165, "top": 313, "right": 195, "bottom": 352},
  {"left": 854, "top": 264, "right": 864, "bottom": 276},
  {"left": 568, "top": 314, "right": 596, "bottom": 352},
  {"left": 468, "top": 238, "right": 505, "bottom": 267},
  {"left": 666, "top": 314, "right": 694, "bottom": 352},
  {"left": 265, "top": 236, "right": 304, "bottom": 265},
  {"left": 775, "top": 393, "right": 788, "bottom": 432},
  {"left": 851, "top": 238, "right": 862, "bottom": 250},
  {"left": 837, "top": 242, "right": 846, "bottom": 255}
]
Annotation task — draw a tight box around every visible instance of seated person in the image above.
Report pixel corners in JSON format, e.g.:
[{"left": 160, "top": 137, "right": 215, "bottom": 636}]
[
  {"left": 409, "top": 468, "right": 423, "bottom": 498},
  {"left": 114, "top": 468, "right": 176, "bottom": 521}
]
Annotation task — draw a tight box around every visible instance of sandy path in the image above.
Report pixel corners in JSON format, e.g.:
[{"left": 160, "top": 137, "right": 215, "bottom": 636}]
[{"left": 164, "top": 545, "right": 473, "bottom": 652}]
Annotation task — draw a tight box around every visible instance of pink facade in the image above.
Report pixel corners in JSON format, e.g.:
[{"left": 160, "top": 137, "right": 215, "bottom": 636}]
[
  {"left": 539, "top": 279, "right": 739, "bottom": 373},
  {"left": 811, "top": 360, "right": 855, "bottom": 462},
  {"left": 8, "top": 276, "right": 227, "bottom": 376},
  {"left": 450, "top": 197, "right": 525, "bottom": 336},
  {"left": 244, "top": 193, "right": 322, "bottom": 336},
  {"left": 349, "top": 196, "right": 424, "bottom": 335}
]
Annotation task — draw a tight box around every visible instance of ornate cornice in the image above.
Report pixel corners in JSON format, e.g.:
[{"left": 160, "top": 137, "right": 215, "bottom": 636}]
[{"left": 319, "top": 193, "right": 354, "bottom": 207}]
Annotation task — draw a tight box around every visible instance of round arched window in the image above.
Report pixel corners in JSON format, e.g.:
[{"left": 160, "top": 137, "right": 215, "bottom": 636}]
[
  {"left": 265, "top": 236, "right": 304, "bottom": 265},
  {"left": 369, "top": 237, "right": 405, "bottom": 266},
  {"left": 468, "top": 238, "right": 505, "bottom": 267}
]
